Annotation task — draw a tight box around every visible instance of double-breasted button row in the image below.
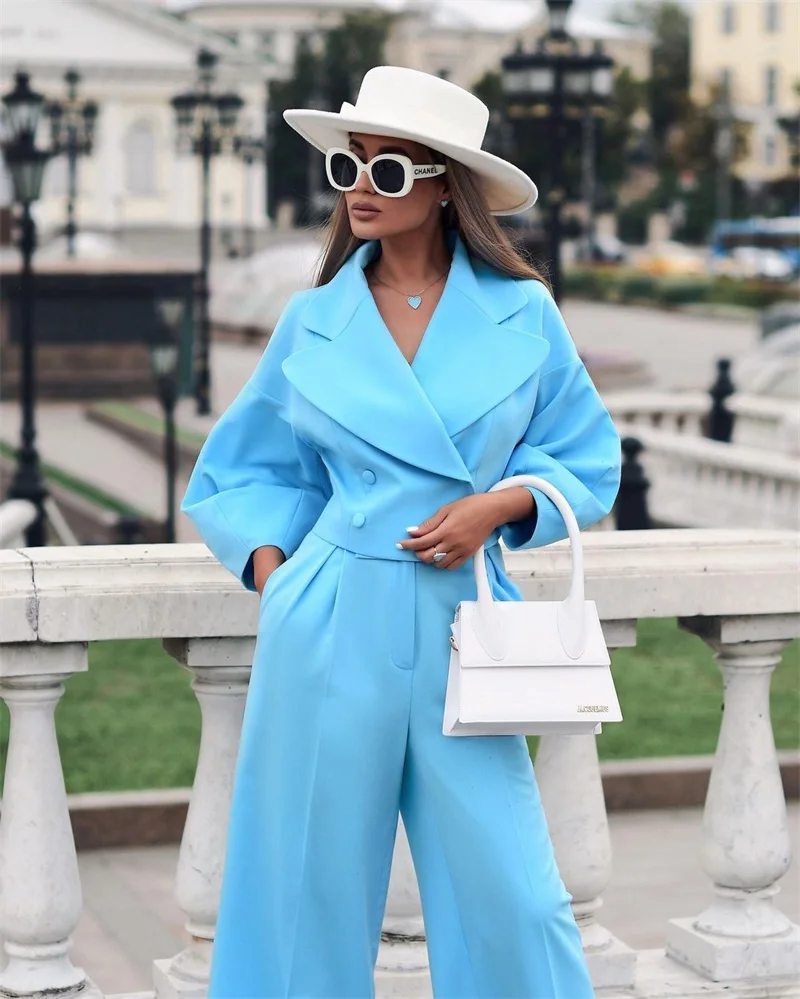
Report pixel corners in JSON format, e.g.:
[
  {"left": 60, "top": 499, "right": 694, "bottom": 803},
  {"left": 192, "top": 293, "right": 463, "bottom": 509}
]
[{"left": 351, "top": 512, "right": 366, "bottom": 528}]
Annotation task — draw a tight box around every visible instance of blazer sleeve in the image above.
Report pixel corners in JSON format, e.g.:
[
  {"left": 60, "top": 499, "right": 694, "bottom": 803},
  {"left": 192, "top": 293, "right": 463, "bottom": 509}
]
[
  {"left": 181, "top": 292, "right": 330, "bottom": 591},
  {"left": 500, "top": 286, "right": 621, "bottom": 550}
]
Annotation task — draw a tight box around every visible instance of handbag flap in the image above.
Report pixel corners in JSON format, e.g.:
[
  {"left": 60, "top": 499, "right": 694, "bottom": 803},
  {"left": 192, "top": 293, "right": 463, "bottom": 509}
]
[{"left": 455, "top": 599, "right": 610, "bottom": 668}]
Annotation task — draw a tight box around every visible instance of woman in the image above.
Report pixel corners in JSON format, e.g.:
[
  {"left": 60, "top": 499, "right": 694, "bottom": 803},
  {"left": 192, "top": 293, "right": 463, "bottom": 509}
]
[{"left": 183, "top": 65, "right": 620, "bottom": 998}]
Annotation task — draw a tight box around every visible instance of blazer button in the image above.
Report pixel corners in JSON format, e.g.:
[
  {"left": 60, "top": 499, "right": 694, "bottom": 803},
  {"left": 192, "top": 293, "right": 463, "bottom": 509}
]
[
  {"left": 351, "top": 512, "right": 366, "bottom": 528},
  {"left": 361, "top": 469, "right": 376, "bottom": 485}
]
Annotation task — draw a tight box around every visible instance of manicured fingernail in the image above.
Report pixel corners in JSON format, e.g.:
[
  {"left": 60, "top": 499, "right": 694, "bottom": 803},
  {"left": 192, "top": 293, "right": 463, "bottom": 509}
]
[
  {"left": 406, "top": 526, "right": 418, "bottom": 532},
  {"left": 395, "top": 543, "right": 404, "bottom": 549}
]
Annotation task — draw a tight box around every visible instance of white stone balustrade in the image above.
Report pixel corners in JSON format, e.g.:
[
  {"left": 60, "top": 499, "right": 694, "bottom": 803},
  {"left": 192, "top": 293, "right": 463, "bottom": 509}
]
[
  {"left": 605, "top": 389, "right": 800, "bottom": 455},
  {"left": 625, "top": 426, "right": 800, "bottom": 531},
  {"left": 1, "top": 531, "right": 799, "bottom": 999}
]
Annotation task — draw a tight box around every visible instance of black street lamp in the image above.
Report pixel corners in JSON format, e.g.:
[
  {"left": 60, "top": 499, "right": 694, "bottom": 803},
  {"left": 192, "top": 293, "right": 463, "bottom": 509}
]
[
  {"left": 234, "top": 132, "right": 265, "bottom": 257},
  {"left": 1, "top": 71, "right": 54, "bottom": 548},
  {"left": 171, "top": 48, "right": 244, "bottom": 416},
  {"left": 148, "top": 299, "right": 184, "bottom": 544},
  {"left": 44, "top": 68, "right": 98, "bottom": 258},
  {"left": 501, "top": 0, "right": 614, "bottom": 302}
]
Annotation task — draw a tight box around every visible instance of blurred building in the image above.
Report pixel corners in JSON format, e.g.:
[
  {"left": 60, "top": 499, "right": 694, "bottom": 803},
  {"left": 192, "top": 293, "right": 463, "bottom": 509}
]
[
  {"left": 691, "top": 0, "right": 800, "bottom": 188},
  {"left": 167, "top": 0, "right": 379, "bottom": 69},
  {"left": 173, "top": 0, "right": 653, "bottom": 91},
  {"left": 0, "top": 0, "right": 272, "bottom": 256}
]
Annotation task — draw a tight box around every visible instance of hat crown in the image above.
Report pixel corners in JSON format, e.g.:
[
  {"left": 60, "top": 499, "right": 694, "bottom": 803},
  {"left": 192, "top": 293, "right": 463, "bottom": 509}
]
[{"left": 347, "top": 66, "right": 489, "bottom": 151}]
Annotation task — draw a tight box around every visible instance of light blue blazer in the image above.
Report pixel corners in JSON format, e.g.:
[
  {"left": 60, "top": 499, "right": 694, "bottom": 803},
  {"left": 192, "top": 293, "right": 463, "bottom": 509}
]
[{"left": 183, "top": 233, "right": 621, "bottom": 587}]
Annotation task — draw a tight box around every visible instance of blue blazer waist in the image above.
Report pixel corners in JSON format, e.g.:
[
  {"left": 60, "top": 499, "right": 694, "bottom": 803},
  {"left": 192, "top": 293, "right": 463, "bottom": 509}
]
[{"left": 311, "top": 498, "right": 501, "bottom": 562}]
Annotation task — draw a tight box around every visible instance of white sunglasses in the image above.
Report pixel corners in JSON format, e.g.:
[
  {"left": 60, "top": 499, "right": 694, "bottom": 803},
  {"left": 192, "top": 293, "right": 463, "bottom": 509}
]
[{"left": 325, "top": 147, "right": 447, "bottom": 198}]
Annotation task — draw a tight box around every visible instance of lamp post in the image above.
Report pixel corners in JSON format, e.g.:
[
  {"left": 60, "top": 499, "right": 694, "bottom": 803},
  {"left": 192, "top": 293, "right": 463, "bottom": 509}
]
[
  {"left": 234, "top": 132, "right": 265, "bottom": 257},
  {"left": 44, "top": 68, "right": 98, "bottom": 258},
  {"left": 1, "top": 71, "right": 53, "bottom": 547},
  {"left": 501, "top": 0, "right": 614, "bottom": 302},
  {"left": 148, "top": 299, "right": 184, "bottom": 544},
  {"left": 171, "top": 48, "right": 244, "bottom": 416}
]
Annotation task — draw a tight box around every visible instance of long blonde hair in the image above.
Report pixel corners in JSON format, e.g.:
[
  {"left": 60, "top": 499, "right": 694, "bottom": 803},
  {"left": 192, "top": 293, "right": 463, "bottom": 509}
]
[{"left": 314, "top": 154, "right": 548, "bottom": 289}]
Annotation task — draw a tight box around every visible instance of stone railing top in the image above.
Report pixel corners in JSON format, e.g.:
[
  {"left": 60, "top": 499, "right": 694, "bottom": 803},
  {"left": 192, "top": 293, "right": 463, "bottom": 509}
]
[
  {"left": 1, "top": 530, "right": 798, "bottom": 648},
  {"left": 605, "top": 390, "right": 797, "bottom": 423},
  {"left": 626, "top": 426, "right": 800, "bottom": 478},
  {"left": 604, "top": 390, "right": 709, "bottom": 417}
]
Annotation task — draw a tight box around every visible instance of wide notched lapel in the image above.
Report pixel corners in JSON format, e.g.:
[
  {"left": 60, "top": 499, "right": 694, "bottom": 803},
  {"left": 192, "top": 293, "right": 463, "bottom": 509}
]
[
  {"left": 282, "top": 242, "right": 473, "bottom": 483},
  {"left": 411, "top": 238, "right": 551, "bottom": 438}
]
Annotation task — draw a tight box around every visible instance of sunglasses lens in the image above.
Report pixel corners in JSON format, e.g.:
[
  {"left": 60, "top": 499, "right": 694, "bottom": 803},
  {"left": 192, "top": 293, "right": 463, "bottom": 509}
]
[
  {"left": 371, "top": 158, "right": 406, "bottom": 195},
  {"left": 329, "top": 152, "right": 358, "bottom": 189}
]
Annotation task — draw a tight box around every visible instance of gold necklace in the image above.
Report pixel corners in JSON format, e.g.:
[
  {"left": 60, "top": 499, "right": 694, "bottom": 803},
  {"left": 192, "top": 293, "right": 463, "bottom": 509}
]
[{"left": 371, "top": 266, "right": 449, "bottom": 310}]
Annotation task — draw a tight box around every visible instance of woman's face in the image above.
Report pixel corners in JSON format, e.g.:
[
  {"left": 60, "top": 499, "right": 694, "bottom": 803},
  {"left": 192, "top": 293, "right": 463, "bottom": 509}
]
[{"left": 341, "top": 132, "right": 449, "bottom": 240}]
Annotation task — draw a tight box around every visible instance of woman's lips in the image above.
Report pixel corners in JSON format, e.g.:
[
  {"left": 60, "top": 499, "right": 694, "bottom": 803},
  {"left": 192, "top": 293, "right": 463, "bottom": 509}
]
[{"left": 350, "top": 202, "right": 381, "bottom": 221}]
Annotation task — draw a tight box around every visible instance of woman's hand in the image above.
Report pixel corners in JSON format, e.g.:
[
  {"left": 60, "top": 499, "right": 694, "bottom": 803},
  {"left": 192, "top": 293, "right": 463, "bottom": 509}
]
[
  {"left": 396, "top": 489, "right": 535, "bottom": 570},
  {"left": 252, "top": 545, "right": 286, "bottom": 595}
]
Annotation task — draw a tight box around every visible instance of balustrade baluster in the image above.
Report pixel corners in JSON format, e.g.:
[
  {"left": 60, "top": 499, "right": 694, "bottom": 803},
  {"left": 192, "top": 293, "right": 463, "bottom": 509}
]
[
  {"left": 0, "top": 643, "right": 102, "bottom": 998},
  {"left": 153, "top": 638, "right": 252, "bottom": 999},
  {"left": 375, "top": 818, "right": 431, "bottom": 998},
  {"left": 666, "top": 616, "right": 800, "bottom": 982},
  {"left": 535, "top": 621, "right": 638, "bottom": 990}
]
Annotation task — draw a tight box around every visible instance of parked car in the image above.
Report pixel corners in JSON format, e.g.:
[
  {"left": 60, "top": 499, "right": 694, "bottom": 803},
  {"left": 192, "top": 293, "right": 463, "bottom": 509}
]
[
  {"left": 634, "top": 241, "right": 707, "bottom": 277},
  {"left": 574, "top": 235, "right": 629, "bottom": 265},
  {"left": 710, "top": 245, "right": 795, "bottom": 282}
]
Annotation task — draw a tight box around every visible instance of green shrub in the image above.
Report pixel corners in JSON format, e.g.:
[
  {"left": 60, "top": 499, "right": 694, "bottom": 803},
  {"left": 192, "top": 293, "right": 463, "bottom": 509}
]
[
  {"left": 563, "top": 268, "right": 606, "bottom": 298},
  {"left": 618, "top": 273, "right": 659, "bottom": 302},
  {"left": 655, "top": 278, "right": 712, "bottom": 306},
  {"left": 706, "top": 279, "right": 796, "bottom": 310},
  {"left": 563, "top": 266, "right": 799, "bottom": 312}
]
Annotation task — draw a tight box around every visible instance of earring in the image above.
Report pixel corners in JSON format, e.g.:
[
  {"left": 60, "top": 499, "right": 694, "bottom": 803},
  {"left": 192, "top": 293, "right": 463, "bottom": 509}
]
[{"left": 440, "top": 200, "right": 449, "bottom": 208}]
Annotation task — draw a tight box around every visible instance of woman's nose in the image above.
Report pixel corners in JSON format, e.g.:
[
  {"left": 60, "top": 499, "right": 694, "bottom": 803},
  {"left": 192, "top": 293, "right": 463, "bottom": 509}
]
[{"left": 354, "top": 167, "right": 375, "bottom": 195}]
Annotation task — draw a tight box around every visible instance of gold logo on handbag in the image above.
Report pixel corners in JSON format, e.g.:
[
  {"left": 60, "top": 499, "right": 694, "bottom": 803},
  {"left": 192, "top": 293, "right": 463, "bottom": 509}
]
[{"left": 442, "top": 474, "right": 623, "bottom": 738}]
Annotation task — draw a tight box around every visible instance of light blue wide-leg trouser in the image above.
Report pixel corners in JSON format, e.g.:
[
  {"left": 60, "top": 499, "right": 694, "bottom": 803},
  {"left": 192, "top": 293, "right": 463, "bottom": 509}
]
[{"left": 208, "top": 533, "right": 595, "bottom": 999}]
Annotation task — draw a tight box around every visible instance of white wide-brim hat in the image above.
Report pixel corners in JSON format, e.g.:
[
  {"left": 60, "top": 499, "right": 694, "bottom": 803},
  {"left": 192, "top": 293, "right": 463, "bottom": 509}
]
[{"left": 283, "top": 65, "right": 537, "bottom": 216}]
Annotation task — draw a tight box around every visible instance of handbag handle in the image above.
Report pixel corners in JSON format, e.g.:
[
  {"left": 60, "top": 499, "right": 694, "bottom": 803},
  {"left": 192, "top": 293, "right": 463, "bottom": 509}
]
[{"left": 471, "top": 474, "right": 587, "bottom": 661}]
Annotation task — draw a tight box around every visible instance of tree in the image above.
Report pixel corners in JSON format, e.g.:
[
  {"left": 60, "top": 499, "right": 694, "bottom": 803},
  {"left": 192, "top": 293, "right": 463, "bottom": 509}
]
[
  {"left": 611, "top": 0, "right": 691, "bottom": 167},
  {"left": 321, "top": 11, "right": 394, "bottom": 110},
  {"left": 595, "top": 67, "right": 648, "bottom": 193},
  {"left": 267, "top": 35, "right": 318, "bottom": 220},
  {"left": 266, "top": 12, "right": 392, "bottom": 222}
]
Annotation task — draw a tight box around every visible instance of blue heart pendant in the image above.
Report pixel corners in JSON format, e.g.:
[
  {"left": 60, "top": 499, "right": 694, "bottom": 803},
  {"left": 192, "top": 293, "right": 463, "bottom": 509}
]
[{"left": 407, "top": 296, "right": 422, "bottom": 310}]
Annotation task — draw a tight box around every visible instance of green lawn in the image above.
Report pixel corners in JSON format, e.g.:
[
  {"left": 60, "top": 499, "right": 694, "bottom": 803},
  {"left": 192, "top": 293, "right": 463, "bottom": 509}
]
[
  {"left": 0, "top": 440, "right": 148, "bottom": 518},
  {"left": 1, "top": 619, "right": 798, "bottom": 795},
  {"left": 90, "top": 401, "right": 207, "bottom": 450}
]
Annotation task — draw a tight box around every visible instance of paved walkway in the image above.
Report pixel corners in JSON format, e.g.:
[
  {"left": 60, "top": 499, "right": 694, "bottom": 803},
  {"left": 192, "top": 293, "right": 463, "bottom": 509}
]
[
  {"left": 66, "top": 802, "right": 800, "bottom": 994},
  {"left": 561, "top": 300, "right": 757, "bottom": 392},
  {"left": 0, "top": 402, "right": 195, "bottom": 543}
]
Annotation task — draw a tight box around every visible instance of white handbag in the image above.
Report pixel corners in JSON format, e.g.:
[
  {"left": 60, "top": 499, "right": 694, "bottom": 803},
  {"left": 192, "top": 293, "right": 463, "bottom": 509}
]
[{"left": 443, "top": 474, "right": 623, "bottom": 737}]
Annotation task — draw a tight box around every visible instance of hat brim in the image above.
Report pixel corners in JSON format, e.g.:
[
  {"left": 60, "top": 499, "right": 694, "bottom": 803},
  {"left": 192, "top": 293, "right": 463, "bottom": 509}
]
[{"left": 283, "top": 108, "right": 538, "bottom": 216}]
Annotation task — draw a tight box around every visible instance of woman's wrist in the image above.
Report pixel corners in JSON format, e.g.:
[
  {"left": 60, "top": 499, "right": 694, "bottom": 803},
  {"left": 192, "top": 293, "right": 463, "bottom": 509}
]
[
  {"left": 485, "top": 487, "right": 536, "bottom": 530},
  {"left": 252, "top": 545, "right": 286, "bottom": 594}
]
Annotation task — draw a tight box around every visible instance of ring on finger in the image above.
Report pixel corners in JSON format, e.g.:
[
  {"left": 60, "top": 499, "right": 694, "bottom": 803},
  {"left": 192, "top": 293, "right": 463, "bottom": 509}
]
[{"left": 433, "top": 544, "right": 448, "bottom": 564}]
